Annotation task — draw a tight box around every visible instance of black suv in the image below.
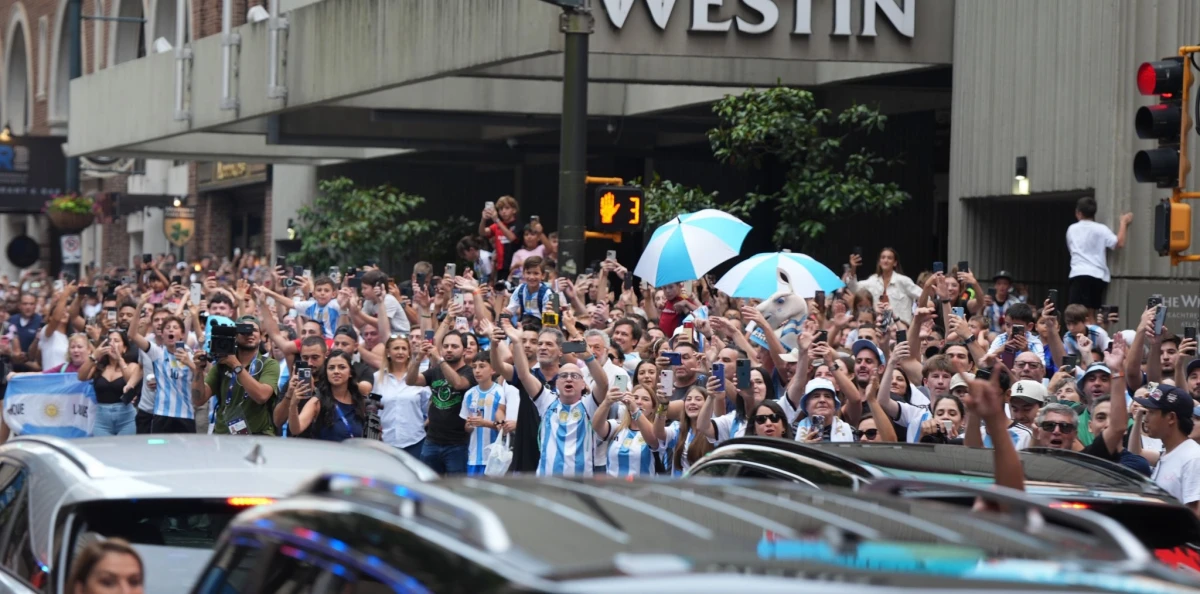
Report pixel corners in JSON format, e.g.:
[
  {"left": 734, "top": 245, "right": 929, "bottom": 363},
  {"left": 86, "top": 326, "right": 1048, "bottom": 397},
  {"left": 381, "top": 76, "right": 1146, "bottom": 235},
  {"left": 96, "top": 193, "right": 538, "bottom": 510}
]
[
  {"left": 191, "top": 473, "right": 1199, "bottom": 593},
  {"left": 686, "top": 438, "right": 1200, "bottom": 572}
]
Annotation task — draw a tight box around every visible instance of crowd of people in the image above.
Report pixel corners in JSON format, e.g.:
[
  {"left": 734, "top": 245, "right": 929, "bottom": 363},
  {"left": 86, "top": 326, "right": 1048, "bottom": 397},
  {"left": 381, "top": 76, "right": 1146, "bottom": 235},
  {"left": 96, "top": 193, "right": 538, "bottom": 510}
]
[{"left": 0, "top": 195, "right": 1194, "bottom": 517}]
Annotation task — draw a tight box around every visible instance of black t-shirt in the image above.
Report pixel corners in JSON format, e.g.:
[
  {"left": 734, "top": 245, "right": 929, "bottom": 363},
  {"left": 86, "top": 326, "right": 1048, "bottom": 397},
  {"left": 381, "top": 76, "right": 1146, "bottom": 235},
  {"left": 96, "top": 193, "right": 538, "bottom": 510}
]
[
  {"left": 352, "top": 361, "right": 375, "bottom": 389},
  {"left": 1082, "top": 435, "right": 1120, "bottom": 463},
  {"left": 422, "top": 363, "right": 476, "bottom": 445}
]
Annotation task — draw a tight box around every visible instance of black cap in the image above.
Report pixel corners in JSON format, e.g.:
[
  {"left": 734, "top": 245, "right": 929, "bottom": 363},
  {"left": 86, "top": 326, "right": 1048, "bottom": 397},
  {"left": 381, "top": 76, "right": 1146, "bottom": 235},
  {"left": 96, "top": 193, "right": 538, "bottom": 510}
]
[
  {"left": 992, "top": 270, "right": 1013, "bottom": 282},
  {"left": 1133, "top": 385, "right": 1195, "bottom": 420}
]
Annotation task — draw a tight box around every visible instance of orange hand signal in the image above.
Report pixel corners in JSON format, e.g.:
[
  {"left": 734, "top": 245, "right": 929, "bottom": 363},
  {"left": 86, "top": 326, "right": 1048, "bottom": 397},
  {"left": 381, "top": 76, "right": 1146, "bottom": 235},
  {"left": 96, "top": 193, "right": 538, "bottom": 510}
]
[{"left": 600, "top": 192, "right": 622, "bottom": 224}]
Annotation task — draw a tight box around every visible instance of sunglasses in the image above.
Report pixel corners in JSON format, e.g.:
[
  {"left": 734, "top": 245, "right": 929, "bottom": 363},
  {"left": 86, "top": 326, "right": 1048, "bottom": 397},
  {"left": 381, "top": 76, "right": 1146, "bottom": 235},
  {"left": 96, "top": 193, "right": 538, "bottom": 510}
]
[
  {"left": 855, "top": 429, "right": 879, "bottom": 439},
  {"left": 1038, "top": 421, "right": 1077, "bottom": 433},
  {"left": 556, "top": 372, "right": 584, "bottom": 381},
  {"left": 754, "top": 414, "right": 781, "bottom": 424}
]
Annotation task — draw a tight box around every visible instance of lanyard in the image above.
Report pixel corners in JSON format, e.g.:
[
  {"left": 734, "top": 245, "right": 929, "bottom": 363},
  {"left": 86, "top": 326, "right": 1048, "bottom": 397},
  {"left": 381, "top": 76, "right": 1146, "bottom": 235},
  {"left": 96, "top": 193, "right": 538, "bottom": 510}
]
[
  {"left": 333, "top": 403, "right": 354, "bottom": 433},
  {"left": 224, "top": 357, "right": 262, "bottom": 406}
]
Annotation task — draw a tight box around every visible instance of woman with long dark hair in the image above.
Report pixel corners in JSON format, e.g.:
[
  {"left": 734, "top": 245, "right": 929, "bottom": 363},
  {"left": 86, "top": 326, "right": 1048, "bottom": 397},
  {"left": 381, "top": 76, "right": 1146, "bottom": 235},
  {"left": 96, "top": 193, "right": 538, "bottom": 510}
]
[
  {"left": 77, "top": 331, "right": 141, "bottom": 436},
  {"left": 847, "top": 247, "right": 922, "bottom": 324},
  {"left": 746, "top": 399, "right": 795, "bottom": 440},
  {"left": 288, "top": 350, "right": 367, "bottom": 441}
]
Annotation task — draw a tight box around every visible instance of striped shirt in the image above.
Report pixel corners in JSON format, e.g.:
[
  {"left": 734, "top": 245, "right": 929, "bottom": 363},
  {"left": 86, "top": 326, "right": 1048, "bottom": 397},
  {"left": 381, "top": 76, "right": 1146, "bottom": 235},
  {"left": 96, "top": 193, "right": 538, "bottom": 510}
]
[
  {"left": 460, "top": 383, "right": 506, "bottom": 467},
  {"left": 660, "top": 422, "right": 689, "bottom": 476},
  {"left": 296, "top": 299, "right": 342, "bottom": 339},
  {"left": 605, "top": 420, "right": 665, "bottom": 478},
  {"left": 145, "top": 343, "right": 195, "bottom": 420},
  {"left": 982, "top": 421, "right": 1033, "bottom": 450},
  {"left": 535, "top": 390, "right": 599, "bottom": 478},
  {"left": 710, "top": 410, "right": 748, "bottom": 444}
]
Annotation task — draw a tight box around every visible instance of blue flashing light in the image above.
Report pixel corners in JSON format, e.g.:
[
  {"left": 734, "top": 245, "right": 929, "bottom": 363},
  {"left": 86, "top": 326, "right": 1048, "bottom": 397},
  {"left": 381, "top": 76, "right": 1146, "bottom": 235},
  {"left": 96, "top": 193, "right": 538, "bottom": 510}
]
[
  {"left": 328, "top": 538, "right": 348, "bottom": 552},
  {"left": 254, "top": 519, "right": 274, "bottom": 529},
  {"left": 330, "top": 564, "right": 347, "bottom": 577},
  {"left": 146, "top": 438, "right": 167, "bottom": 445}
]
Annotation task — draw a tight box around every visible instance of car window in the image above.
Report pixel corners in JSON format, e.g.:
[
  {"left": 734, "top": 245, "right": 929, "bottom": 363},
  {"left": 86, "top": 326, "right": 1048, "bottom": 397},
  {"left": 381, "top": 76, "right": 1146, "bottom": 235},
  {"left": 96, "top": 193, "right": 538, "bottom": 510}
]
[
  {"left": 0, "top": 463, "right": 26, "bottom": 541},
  {"left": 195, "top": 540, "right": 262, "bottom": 594},
  {"left": 689, "top": 462, "right": 736, "bottom": 477},
  {"left": 257, "top": 544, "right": 351, "bottom": 594},
  {"left": 0, "top": 471, "right": 37, "bottom": 585},
  {"left": 735, "top": 464, "right": 803, "bottom": 482}
]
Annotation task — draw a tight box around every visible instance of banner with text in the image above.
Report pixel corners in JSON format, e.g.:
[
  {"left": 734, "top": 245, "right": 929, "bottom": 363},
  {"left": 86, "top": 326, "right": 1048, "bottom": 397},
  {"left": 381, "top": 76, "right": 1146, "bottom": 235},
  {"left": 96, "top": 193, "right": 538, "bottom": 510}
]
[{"left": 3, "top": 373, "right": 97, "bottom": 438}]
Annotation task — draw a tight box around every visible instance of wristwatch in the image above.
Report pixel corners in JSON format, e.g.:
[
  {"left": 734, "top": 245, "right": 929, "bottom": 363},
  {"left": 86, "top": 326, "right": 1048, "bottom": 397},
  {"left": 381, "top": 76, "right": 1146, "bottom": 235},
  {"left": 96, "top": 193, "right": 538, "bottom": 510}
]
[{"left": 232, "top": 365, "right": 244, "bottom": 375}]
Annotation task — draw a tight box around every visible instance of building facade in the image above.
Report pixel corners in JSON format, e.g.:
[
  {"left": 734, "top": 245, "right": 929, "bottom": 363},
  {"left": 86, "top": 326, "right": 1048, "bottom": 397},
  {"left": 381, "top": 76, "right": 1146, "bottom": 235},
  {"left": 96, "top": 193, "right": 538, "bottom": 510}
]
[{"left": 0, "top": 0, "right": 1192, "bottom": 325}]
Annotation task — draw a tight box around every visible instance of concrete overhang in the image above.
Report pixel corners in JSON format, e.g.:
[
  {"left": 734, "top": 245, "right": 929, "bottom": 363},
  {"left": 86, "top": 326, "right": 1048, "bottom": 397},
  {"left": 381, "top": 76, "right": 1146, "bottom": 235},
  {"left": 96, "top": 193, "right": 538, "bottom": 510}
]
[{"left": 68, "top": 0, "right": 953, "bottom": 162}]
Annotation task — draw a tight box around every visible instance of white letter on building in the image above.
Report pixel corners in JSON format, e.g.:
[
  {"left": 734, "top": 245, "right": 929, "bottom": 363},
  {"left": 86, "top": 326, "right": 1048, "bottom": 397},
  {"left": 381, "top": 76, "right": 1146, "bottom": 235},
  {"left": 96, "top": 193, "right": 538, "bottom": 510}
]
[
  {"left": 737, "top": 0, "right": 779, "bottom": 34},
  {"left": 646, "top": 0, "right": 679, "bottom": 29},
  {"left": 691, "top": 0, "right": 733, "bottom": 31},
  {"left": 793, "top": 0, "right": 812, "bottom": 34},
  {"left": 832, "top": 0, "right": 852, "bottom": 36},
  {"left": 862, "top": 0, "right": 915, "bottom": 38},
  {"left": 602, "top": 0, "right": 635, "bottom": 28}
]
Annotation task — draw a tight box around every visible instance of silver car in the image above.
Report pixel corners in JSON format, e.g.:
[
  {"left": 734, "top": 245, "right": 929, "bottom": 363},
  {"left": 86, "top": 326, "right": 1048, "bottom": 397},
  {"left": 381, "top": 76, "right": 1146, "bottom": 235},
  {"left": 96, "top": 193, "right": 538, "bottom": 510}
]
[{"left": 0, "top": 434, "right": 434, "bottom": 594}]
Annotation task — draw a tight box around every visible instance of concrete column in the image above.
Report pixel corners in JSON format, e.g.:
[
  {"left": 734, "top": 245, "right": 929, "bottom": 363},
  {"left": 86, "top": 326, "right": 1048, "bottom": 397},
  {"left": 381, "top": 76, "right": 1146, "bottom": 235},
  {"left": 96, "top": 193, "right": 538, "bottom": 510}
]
[{"left": 270, "top": 165, "right": 318, "bottom": 253}]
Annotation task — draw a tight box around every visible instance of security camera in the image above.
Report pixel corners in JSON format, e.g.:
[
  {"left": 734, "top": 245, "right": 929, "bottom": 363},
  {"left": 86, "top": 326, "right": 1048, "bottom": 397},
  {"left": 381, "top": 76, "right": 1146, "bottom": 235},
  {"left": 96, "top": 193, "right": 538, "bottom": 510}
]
[
  {"left": 247, "top": 6, "right": 270, "bottom": 23},
  {"left": 153, "top": 37, "right": 173, "bottom": 54}
]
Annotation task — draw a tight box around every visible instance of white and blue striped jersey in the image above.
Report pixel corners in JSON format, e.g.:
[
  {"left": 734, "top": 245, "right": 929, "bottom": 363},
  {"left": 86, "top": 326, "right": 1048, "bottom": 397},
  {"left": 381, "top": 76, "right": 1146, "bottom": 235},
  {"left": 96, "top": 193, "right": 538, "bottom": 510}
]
[
  {"left": 982, "top": 420, "right": 1033, "bottom": 450},
  {"left": 605, "top": 420, "right": 663, "bottom": 478},
  {"left": 460, "top": 383, "right": 506, "bottom": 467},
  {"left": 890, "top": 400, "right": 934, "bottom": 443},
  {"left": 295, "top": 299, "right": 342, "bottom": 339},
  {"left": 709, "top": 410, "right": 748, "bottom": 444},
  {"left": 660, "top": 422, "right": 690, "bottom": 476},
  {"left": 535, "top": 389, "right": 599, "bottom": 478},
  {"left": 145, "top": 343, "right": 195, "bottom": 420}
]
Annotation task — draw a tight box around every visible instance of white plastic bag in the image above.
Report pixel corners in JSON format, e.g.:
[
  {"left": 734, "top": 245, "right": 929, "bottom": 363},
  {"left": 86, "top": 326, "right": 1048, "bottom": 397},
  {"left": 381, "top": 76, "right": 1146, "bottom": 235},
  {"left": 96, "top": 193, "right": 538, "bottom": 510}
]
[{"left": 483, "top": 433, "right": 513, "bottom": 477}]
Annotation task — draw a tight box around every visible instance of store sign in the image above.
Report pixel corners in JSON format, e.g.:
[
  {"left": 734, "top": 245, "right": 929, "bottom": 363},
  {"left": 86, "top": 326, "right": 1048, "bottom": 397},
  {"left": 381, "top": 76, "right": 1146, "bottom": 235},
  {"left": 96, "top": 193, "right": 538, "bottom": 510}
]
[
  {"left": 601, "top": 0, "right": 915, "bottom": 37},
  {"left": 1124, "top": 281, "right": 1200, "bottom": 332},
  {"left": 163, "top": 207, "right": 195, "bottom": 248},
  {"left": 0, "top": 136, "right": 66, "bottom": 213},
  {"left": 196, "top": 162, "right": 269, "bottom": 192}
]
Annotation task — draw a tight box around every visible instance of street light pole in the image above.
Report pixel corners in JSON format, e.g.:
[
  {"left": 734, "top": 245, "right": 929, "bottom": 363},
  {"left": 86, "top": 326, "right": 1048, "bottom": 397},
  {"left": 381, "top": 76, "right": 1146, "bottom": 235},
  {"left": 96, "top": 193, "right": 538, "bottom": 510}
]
[
  {"left": 554, "top": 2, "right": 593, "bottom": 278},
  {"left": 66, "top": 0, "right": 81, "bottom": 194},
  {"left": 62, "top": 0, "right": 82, "bottom": 278}
]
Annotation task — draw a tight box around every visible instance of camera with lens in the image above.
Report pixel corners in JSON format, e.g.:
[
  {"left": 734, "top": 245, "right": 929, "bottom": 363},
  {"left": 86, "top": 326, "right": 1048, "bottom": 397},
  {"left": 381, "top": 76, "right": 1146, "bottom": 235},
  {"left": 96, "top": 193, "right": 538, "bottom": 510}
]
[
  {"left": 283, "top": 277, "right": 295, "bottom": 288},
  {"left": 209, "top": 325, "right": 238, "bottom": 359}
]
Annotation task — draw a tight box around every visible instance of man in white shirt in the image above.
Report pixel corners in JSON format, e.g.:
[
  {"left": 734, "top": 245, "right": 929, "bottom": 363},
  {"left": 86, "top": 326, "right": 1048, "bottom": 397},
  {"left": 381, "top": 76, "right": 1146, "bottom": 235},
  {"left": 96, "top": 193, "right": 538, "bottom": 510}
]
[
  {"left": 1065, "top": 196, "right": 1132, "bottom": 317},
  {"left": 1135, "top": 385, "right": 1200, "bottom": 516}
]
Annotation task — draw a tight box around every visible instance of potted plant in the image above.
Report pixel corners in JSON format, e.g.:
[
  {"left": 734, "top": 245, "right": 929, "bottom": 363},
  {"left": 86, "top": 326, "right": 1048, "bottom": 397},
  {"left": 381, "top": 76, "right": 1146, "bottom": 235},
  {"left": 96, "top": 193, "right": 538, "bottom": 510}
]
[{"left": 44, "top": 193, "right": 95, "bottom": 231}]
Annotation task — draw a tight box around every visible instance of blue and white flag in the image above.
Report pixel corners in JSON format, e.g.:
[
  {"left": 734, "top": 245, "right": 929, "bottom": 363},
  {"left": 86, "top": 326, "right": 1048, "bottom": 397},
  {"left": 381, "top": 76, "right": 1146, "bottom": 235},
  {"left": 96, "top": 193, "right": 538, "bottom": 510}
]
[{"left": 4, "top": 373, "right": 97, "bottom": 438}]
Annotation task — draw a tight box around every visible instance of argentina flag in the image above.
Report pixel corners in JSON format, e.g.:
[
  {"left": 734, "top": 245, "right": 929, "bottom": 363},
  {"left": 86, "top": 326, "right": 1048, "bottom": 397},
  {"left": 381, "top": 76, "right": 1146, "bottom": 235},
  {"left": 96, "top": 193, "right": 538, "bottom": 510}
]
[{"left": 4, "top": 373, "right": 97, "bottom": 438}]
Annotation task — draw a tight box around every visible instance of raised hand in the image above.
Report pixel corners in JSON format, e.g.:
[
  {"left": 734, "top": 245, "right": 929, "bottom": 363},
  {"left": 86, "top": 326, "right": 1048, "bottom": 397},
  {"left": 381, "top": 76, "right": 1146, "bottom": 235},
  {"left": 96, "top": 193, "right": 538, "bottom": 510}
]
[{"left": 599, "top": 191, "right": 621, "bottom": 224}]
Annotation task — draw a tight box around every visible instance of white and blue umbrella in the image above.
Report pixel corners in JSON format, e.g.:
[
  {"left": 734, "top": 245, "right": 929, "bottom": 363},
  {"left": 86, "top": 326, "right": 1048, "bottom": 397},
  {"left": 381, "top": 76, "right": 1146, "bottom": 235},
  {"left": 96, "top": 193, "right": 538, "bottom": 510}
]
[
  {"left": 633, "top": 209, "right": 751, "bottom": 287},
  {"left": 715, "top": 251, "right": 845, "bottom": 299}
]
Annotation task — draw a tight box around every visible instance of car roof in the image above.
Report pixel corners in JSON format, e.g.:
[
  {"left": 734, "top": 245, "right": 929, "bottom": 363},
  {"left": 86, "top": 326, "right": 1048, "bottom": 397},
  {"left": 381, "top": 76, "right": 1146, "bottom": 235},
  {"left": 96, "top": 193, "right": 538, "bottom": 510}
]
[
  {"left": 0, "top": 435, "right": 433, "bottom": 568},
  {"left": 216, "top": 474, "right": 1190, "bottom": 592},
  {"left": 709, "top": 438, "right": 1169, "bottom": 500}
]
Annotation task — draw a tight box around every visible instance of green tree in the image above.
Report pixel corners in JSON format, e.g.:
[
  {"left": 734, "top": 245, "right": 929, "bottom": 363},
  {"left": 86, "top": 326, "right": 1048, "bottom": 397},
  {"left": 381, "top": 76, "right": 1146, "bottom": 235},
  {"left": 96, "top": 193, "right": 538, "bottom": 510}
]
[
  {"left": 708, "top": 87, "right": 909, "bottom": 247},
  {"left": 635, "top": 174, "right": 762, "bottom": 227},
  {"left": 291, "top": 178, "right": 437, "bottom": 271}
]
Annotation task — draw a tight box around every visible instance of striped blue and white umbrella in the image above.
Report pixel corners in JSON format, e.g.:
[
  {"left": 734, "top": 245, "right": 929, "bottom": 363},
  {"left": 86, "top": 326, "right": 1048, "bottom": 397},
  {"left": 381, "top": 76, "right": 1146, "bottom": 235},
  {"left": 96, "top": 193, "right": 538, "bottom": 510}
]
[
  {"left": 633, "top": 209, "right": 751, "bottom": 287},
  {"left": 715, "top": 251, "right": 845, "bottom": 299}
]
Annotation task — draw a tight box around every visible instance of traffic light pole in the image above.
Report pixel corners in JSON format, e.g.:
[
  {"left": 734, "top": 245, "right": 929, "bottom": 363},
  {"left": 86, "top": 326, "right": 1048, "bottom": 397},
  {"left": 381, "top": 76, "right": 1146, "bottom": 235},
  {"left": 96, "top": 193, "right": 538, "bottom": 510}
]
[{"left": 556, "top": 7, "right": 593, "bottom": 279}]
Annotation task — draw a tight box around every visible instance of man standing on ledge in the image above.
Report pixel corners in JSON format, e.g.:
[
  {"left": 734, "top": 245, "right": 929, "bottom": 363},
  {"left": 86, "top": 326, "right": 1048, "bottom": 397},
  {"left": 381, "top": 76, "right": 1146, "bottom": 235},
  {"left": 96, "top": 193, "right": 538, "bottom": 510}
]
[{"left": 1066, "top": 196, "right": 1132, "bottom": 319}]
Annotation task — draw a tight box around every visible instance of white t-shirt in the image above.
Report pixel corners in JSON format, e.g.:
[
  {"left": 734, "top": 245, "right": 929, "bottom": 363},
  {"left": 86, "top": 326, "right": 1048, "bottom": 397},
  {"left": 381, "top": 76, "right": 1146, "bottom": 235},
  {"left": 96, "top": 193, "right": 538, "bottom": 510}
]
[
  {"left": 1152, "top": 438, "right": 1200, "bottom": 505},
  {"left": 1066, "top": 219, "right": 1118, "bottom": 282},
  {"left": 39, "top": 329, "right": 68, "bottom": 372},
  {"left": 363, "top": 294, "right": 411, "bottom": 335}
]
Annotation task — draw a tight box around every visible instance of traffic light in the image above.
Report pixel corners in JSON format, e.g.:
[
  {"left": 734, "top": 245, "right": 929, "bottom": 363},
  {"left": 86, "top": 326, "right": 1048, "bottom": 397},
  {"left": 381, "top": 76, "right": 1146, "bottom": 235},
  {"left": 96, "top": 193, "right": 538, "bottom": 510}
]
[
  {"left": 1155, "top": 199, "right": 1192, "bottom": 256},
  {"left": 1135, "top": 57, "right": 1185, "bottom": 187}
]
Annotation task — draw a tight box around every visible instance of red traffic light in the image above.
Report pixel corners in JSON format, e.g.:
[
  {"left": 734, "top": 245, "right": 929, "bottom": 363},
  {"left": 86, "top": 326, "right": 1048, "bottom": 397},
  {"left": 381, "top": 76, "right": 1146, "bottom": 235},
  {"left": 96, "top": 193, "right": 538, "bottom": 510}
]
[{"left": 1138, "top": 58, "right": 1184, "bottom": 95}]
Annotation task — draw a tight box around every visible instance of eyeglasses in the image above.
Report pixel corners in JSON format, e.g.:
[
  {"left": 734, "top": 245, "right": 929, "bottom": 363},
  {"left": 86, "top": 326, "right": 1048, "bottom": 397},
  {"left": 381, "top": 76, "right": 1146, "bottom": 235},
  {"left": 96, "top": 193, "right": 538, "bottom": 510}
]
[
  {"left": 1014, "top": 361, "right": 1042, "bottom": 369},
  {"left": 754, "top": 414, "right": 781, "bottom": 424},
  {"left": 855, "top": 429, "right": 879, "bottom": 439},
  {"left": 557, "top": 372, "right": 584, "bottom": 380},
  {"left": 1038, "top": 421, "right": 1077, "bottom": 433}
]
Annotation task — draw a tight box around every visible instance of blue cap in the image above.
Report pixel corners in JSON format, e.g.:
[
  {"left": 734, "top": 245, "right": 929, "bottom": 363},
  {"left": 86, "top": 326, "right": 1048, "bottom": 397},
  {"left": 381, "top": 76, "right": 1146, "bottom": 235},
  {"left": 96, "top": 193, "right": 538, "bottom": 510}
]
[{"left": 852, "top": 339, "right": 885, "bottom": 365}]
